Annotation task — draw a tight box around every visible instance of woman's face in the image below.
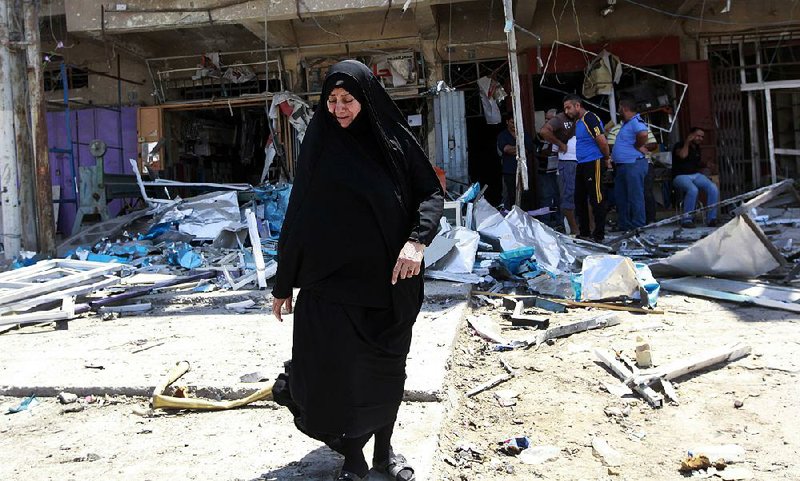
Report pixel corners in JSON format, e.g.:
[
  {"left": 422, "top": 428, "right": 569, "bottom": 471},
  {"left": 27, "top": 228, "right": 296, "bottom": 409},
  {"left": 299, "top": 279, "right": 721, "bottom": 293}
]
[{"left": 326, "top": 87, "right": 362, "bottom": 128}]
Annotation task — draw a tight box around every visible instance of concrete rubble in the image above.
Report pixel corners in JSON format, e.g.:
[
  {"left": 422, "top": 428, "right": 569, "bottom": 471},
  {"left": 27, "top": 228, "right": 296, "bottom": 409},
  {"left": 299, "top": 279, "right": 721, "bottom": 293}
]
[{"left": 1, "top": 177, "right": 798, "bottom": 480}]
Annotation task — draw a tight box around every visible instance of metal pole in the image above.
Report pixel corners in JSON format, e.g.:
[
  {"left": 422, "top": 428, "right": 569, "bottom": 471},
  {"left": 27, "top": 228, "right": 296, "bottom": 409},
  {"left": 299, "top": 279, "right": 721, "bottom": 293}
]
[
  {"left": 0, "top": 0, "right": 22, "bottom": 259},
  {"left": 501, "top": 0, "right": 529, "bottom": 209},
  {"left": 24, "top": 0, "right": 55, "bottom": 256},
  {"left": 609, "top": 85, "right": 617, "bottom": 124},
  {"left": 9, "top": 0, "right": 37, "bottom": 251},
  {"left": 764, "top": 88, "right": 777, "bottom": 184}
]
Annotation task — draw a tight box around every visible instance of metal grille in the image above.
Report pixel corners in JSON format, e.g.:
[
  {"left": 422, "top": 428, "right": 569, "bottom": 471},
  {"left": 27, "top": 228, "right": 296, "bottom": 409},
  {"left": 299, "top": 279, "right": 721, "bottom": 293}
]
[
  {"left": 710, "top": 52, "right": 747, "bottom": 199},
  {"left": 446, "top": 59, "right": 509, "bottom": 118}
]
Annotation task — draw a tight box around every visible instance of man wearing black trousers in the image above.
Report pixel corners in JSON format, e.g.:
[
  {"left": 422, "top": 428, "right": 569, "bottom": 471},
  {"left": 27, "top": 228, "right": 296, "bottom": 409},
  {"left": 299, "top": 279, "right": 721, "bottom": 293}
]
[{"left": 563, "top": 94, "right": 611, "bottom": 242}]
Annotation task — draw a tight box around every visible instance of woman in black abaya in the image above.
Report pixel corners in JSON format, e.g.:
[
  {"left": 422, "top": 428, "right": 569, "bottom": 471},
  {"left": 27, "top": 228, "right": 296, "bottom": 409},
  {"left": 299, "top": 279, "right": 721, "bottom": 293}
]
[{"left": 270, "top": 60, "right": 444, "bottom": 481}]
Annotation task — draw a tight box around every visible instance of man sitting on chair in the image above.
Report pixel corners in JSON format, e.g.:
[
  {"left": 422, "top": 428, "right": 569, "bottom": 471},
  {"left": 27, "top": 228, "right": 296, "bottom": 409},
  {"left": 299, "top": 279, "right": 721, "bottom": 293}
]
[{"left": 671, "top": 127, "right": 719, "bottom": 228}]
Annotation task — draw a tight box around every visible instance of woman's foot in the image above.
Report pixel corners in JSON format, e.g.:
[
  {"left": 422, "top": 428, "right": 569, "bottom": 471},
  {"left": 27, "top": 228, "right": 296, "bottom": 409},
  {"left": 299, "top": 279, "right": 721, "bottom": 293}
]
[
  {"left": 341, "top": 456, "right": 369, "bottom": 479},
  {"left": 373, "top": 452, "right": 416, "bottom": 481}
]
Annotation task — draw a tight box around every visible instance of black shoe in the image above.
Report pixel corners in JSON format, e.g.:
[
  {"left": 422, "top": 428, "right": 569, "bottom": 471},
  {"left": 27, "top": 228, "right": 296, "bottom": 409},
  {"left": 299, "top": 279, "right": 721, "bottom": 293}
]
[{"left": 707, "top": 219, "right": 719, "bottom": 227}]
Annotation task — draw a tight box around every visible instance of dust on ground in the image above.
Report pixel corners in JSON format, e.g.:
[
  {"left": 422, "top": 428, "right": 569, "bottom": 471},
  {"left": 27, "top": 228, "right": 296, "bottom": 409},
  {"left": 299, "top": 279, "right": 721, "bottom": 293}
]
[{"left": 431, "top": 293, "right": 800, "bottom": 481}]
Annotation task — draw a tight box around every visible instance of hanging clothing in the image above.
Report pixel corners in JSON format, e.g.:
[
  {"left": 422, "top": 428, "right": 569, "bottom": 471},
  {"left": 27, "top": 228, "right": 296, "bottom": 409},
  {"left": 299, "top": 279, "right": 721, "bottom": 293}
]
[
  {"left": 272, "top": 60, "right": 444, "bottom": 439},
  {"left": 583, "top": 49, "right": 623, "bottom": 98}
]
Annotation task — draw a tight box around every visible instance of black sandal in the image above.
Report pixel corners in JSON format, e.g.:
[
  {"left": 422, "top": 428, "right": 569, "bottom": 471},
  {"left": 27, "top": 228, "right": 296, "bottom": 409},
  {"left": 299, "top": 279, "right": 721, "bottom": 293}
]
[
  {"left": 336, "top": 471, "right": 363, "bottom": 481},
  {"left": 374, "top": 453, "right": 416, "bottom": 481}
]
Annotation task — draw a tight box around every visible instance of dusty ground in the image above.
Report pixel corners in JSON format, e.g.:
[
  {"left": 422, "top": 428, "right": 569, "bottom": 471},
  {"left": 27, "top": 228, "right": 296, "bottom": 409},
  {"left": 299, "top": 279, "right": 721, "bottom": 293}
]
[
  {"left": 0, "top": 281, "right": 466, "bottom": 481},
  {"left": 430, "top": 293, "right": 800, "bottom": 481},
  {"left": 0, "top": 394, "right": 441, "bottom": 481},
  {"left": 2, "top": 286, "right": 798, "bottom": 481}
]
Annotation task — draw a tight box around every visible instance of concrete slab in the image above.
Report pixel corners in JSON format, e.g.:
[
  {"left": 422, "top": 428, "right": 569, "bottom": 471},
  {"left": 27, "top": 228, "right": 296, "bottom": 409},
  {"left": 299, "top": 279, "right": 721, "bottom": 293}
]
[
  {"left": 0, "top": 281, "right": 468, "bottom": 401},
  {"left": 0, "top": 396, "right": 444, "bottom": 481}
]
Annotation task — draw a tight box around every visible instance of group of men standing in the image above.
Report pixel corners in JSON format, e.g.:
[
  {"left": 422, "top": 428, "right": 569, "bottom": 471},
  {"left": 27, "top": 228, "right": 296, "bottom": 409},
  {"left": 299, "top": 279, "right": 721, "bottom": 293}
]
[{"left": 497, "top": 94, "right": 720, "bottom": 243}]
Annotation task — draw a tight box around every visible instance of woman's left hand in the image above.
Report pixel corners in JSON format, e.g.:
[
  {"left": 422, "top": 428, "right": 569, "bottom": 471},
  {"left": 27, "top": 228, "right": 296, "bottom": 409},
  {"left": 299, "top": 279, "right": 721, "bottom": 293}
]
[{"left": 392, "top": 241, "right": 425, "bottom": 285}]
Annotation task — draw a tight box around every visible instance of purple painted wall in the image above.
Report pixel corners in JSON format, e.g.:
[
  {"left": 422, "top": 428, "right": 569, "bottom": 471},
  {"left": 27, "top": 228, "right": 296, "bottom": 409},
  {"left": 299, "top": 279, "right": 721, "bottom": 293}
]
[{"left": 46, "top": 106, "right": 139, "bottom": 236}]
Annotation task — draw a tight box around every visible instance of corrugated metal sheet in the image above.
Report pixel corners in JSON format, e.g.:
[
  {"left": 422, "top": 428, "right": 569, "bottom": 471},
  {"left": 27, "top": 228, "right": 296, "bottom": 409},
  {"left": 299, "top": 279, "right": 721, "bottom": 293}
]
[{"left": 433, "top": 90, "right": 469, "bottom": 193}]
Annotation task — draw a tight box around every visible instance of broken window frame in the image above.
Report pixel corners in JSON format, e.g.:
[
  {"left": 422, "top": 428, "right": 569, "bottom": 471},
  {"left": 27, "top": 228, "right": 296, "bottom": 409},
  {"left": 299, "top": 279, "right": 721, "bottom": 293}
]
[{"left": 538, "top": 41, "right": 689, "bottom": 134}]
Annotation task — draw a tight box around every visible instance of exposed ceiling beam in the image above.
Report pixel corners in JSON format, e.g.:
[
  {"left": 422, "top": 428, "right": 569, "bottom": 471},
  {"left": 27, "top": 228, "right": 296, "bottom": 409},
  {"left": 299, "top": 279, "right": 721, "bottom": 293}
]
[
  {"left": 78, "top": 31, "right": 158, "bottom": 60},
  {"left": 66, "top": 0, "right": 481, "bottom": 35}
]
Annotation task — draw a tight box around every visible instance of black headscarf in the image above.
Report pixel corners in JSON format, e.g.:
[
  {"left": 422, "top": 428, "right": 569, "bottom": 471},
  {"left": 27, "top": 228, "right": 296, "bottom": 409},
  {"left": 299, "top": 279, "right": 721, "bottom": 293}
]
[{"left": 273, "top": 60, "right": 444, "bottom": 308}]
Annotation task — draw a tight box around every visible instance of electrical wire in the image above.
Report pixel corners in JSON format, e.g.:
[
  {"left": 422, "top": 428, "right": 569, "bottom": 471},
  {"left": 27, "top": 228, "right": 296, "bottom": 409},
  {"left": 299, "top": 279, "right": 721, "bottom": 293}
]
[
  {"left": 298, "top": 0, "right": 349, "bottom": 42},
  {"left": 570, "top": 0, "right": 588, "bottom": 63},
  {"left": 549, "top": 0, "right": 570, "bottom": 84},
  {"left": 447, "top": 0, "right": 453, "bottom": 85},
  {"left": 487, "top": 0, "right": 494, "bottom": 41},
  {"left": 380, "top": 0, "right": 393, "bottom": 36},
  {"left": 621, "top": 0, "right": 800, "bottom": 27}
]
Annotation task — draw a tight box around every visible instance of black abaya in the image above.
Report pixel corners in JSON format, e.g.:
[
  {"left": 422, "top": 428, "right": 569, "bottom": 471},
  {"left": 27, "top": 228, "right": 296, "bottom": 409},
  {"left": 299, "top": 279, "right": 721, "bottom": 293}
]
[{"left": 272, "top": 60, "right": 444, "bottom": 439}]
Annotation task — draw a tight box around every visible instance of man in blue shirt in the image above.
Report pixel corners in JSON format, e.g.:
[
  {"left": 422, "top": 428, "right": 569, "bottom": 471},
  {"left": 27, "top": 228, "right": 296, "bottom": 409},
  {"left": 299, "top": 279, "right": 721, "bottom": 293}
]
[
  {"left": 497, "top": 112, "right": 535, "bottom": 210},
  {"left": 611, "top": 98, "right": 650, "bottom": 230},
  {"left": 563, "top": 94, "right": 611, "bottom": 242}
]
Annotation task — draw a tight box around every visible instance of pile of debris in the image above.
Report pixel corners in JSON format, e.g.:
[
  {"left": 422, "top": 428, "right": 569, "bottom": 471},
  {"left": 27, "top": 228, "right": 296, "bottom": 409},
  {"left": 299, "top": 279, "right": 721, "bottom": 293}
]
[
  {"left": 423, "top": 179, "right": 799, "bottom": 409},
  {"left": 426, "top": 179, "right": 800, "bottom": 313},
  {"left": 1, "top": 179, "right": 292, "bottom": 332}
]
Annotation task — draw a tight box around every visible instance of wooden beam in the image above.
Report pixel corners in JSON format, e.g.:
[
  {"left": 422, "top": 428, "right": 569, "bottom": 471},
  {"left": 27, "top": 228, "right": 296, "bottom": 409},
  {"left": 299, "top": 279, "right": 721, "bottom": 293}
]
[
  {"left": 660, "top": 279, "right": 800, "bottom": 313},
  {"left": 594, "top": 349, "right": 664, "bottom": 408},
  {"left": 634, "top": 343, "right": 751, "bottom": 386},
  {"left": 245, "top": 209, "right": 267, "bottom": 289},
  {"left": 0, "top": 276, "right": 120, "bottom": 315},
  {"left": 535, "top": 313, "right": 620, "bottom": 346},
  {"left": 466, "top": 373, "right": 513, "bottom": 397},
  {"left": 733, "top": 180, "right": 800, "bottom": 215}
]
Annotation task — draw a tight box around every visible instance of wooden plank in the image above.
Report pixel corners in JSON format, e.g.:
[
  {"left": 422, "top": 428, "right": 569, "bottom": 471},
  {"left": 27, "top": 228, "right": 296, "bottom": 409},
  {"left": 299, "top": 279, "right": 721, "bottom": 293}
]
[
  {"left": 594, "top": 348, "right": 664, "bottom": 408},
  {"left": 634, "top": 343, "right": 751, "bottom": 386},
  {"left": 98, "top": 303, "right": 152, "bottom": 314},
  {"left": 740, "top": 213, "right": 788, "bottom": 267},
  {"left": 733, "top": 180, "right": 800, "bottom": 215},
  {"left": 560, "top": 300, "right": 663, "bottom": 314},
  {"left": 231, "top": 272, "right": 257, "bottom": 290},
  {"left": 89, "top": 271, "right": 215, "bottom": 309},
  {"left": 0, "top": 276, "right": 120, "bottom": 315},
  {"left": 661, "top": 279, "right": 800, "bottom": 313},
  {"left": 0, "top": 309, "right": 72, "bottom": 327},
  {"left": 536, "top": 313, "right": 620, "bottom": 345},
  {"left": 245, "top": 208, "right": 267, "bottom": 289},
  {"left": 660, "top": 379, "right": 680, "bottom": 403},
  {"left": 466, "top": 373, "right": 513, "bottom": 397},
  {"left": 665, "top": 276, "right": 800, "bottom": 303},
  {"left": 467, "top": 316, "right": 509, "bottom": 345},
  {"left": 510, "top": 315, "right": 550, "bottom": 328},
  {"left": 503, "top": 295, "right": 567, "bottom": 313},
  {"left": 0, "top": 259, "right": 59, "bottom": 281},
  {"left": 0, "top": 281, "right": 39, "bottom": 289},
  {"left": 0, "top": 263, "right": 123, "bottom": 306}
]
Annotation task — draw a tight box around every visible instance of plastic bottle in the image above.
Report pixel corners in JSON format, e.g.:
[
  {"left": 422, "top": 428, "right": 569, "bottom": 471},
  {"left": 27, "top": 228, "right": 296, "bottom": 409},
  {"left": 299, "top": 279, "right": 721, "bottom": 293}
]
[{"left": 635, "top": 335, "right": 653, "bottom": 368}]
